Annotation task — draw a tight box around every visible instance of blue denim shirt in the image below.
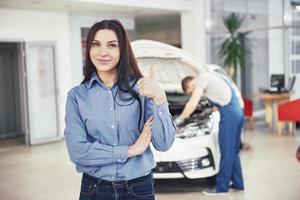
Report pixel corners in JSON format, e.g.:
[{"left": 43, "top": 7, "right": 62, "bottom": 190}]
[{"left": 64, "top": 72, "right": 176, "bottom": 181}]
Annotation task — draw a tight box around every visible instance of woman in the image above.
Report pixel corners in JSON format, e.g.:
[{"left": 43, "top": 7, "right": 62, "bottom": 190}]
[{"left": 64, "top": 19, "right": 176, "bottom": 200}]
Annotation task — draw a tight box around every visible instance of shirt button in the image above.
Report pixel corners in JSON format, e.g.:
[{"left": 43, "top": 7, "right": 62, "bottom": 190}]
[
  {"left": 111, "top": 125, "right": 115, "bottom": 129},
  {"left": 118, "top": 159, "right": 121, "bottom": 162},
  {"left": 108, "top": 90, "right": 112, "bottom": 94},
  {"left": 112, "top": 176, "right": 115, "bottom": 179},
  {"left": 110, "top": 107, "right": 113, "bottom": 110},
  {"left": 159, "top": 111, "right": 162, "bottom": 115},
  {"left": 113, "top": 143, "right": 116, "bottom": 146}
]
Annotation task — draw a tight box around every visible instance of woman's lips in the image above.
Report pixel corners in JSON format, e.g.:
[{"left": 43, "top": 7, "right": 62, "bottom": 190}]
[{"left": 97, "top": 59, "right": 111, "bottom": 64}]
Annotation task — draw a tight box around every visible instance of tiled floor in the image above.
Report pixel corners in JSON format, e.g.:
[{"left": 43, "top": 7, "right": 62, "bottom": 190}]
[{"left": 0, "top": 127, "right": 299, "bottom": 200}]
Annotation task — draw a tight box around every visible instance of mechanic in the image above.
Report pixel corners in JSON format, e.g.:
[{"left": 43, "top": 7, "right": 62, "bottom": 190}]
[{"left": 175, "top": 72, "right": 244, "bottom": 195}]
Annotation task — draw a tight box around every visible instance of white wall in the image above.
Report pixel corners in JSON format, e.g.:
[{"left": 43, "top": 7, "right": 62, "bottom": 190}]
[
  {"left": 181, "top": 0, "right": 207, "bottom": 63},
  {"left": 0, "top": 8, "right": 71, "bottom": 138},
  {"left": 69, "top": 13, "right": 135, "bottom": 86},
  {"left": 75, "top": 0, "right": 194, "bottom": 12},
  {"left": 212, "top": 0, "right": 268, "bottom": 15},
  {"left": 268, "top": 0, "right": 285, "bottom": 75}
]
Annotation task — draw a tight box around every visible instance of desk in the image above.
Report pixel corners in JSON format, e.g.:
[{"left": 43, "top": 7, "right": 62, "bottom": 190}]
[{"left": 255, "top": 92, "right": 291, "bottom": 134}]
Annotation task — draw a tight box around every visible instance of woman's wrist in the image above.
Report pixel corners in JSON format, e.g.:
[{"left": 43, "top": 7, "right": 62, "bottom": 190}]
[
  {"left": 128, "top": 145, "right": 136, "bottom": 158},
  {"left": 153, "top": 90, "right": 167, "bottom": 105}
]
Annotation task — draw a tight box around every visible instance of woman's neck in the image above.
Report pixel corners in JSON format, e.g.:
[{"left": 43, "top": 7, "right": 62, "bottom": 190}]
[{"left": 96, "top": 70, "right": 118, "bottom": 89}]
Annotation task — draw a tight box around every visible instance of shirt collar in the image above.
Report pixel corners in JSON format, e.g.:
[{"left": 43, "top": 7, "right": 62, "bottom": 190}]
[
  {"left": 87, "top": 72, "right": 102, "bottom": 89},
  {"left": 87, "top": 72, "right": 119, "bottom": 90}
]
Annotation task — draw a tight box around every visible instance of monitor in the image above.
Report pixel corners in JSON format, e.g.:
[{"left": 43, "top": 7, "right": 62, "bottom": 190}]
[{"left": 270, "top": 74, "right": 285, "bottom": 89}]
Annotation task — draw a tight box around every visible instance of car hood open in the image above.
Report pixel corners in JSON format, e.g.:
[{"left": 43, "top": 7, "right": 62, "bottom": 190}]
[{"left": 131, "top": 39, "right": 210, "bottom": 93}]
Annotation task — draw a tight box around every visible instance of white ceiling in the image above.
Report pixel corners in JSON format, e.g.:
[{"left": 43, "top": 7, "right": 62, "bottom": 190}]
[{"left": 0, "top": 0, "right": 178, "bottom": 16}]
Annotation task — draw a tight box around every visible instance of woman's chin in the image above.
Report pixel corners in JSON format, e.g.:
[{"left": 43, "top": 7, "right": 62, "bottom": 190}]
[{"left": 95, "top": 66, "right": 117, "bottom": 74}]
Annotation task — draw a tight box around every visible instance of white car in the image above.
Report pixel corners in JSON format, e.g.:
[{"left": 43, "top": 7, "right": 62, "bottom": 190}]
[{"left": 131, "top": 40, "right": 241, "bottom": 179}]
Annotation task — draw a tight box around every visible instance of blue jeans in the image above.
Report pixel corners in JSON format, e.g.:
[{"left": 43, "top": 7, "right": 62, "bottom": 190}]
[{"left": 79, "top": 173, "right": 155, "bottom": 200}]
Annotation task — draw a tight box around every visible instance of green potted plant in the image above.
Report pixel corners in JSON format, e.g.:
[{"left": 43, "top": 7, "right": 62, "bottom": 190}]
[{"left": 219, "top": 12, "right": 251, "bottom": 82}]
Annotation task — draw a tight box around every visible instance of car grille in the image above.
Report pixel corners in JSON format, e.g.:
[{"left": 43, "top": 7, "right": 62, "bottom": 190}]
[
  {"left": 153, "top": 149, "right": 215, "bottom": 174},
  {"left": 153, "top": 162, "right": 182, "bottom": 173},
  {"left": 153, "top": 156, "right": 210, "bottom": 173}
]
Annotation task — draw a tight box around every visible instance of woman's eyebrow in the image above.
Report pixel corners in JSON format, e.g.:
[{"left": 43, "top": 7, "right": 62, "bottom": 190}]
[
  {"left": 107, "top": 40, "right": 118, "bottom": 43},
  {"left": 92, "top": 40, "right": 118, "bottom": 43}
]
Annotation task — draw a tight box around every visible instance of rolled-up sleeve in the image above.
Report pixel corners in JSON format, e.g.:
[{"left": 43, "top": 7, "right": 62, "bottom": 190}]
[
  {"left": 64, "top": 90, "right": 128, "bottom": 167},
  {"left": 144, "top": 98, "right": 176, "bottom": 151}
]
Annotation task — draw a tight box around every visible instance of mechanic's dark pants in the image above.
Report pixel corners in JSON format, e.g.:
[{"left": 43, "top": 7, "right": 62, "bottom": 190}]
[{"left": 214, "top": 88, "right": 244, "bottom": 192}]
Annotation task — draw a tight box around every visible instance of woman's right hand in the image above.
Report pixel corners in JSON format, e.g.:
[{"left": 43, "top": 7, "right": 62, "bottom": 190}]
[{"left": 128, "top": 116, "right": 153, "bottom": 158}]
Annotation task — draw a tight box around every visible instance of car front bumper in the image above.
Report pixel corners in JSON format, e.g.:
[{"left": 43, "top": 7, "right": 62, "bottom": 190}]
[{"left": 151, "top": 132, "right": 220, "bottom": 179}]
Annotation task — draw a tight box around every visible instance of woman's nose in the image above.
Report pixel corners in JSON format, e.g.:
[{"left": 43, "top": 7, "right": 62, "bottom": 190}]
[{"left": 98, "top": 47, "right": 108, "bottom": 56}]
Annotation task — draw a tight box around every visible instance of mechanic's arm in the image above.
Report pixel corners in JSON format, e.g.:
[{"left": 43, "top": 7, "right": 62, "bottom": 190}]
[{"left": 179, "top": 88, "right": 204, "bottom": 120}]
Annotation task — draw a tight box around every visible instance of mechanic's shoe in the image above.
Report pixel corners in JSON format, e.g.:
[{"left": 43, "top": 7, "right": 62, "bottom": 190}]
[
  {"left": 202, "top": 188, "right": 227, "bottom": 196},
  {"left": 241, "top": 142, "right": 252, "bottom": 151},
  {"left": 229, "top": 184, "right": 244, "bottom": 192},
  {"left": 296, "top": 146, "right": 300, "bottom": 162}
]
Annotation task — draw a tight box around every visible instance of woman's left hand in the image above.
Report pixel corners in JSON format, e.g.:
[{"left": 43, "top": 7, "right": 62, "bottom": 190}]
[{"left": 137, "top": 66, "right": 167, "bottom": 105}]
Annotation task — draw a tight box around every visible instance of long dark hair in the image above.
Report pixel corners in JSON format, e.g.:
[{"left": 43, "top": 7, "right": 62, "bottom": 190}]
[{"left": 82, "top": 19, "right": 143, "bottom": 130}]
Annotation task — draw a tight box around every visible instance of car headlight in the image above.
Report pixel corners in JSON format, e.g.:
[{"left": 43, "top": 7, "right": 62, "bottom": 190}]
[{"left": 176, "top": 115, "right": 214, "bottom": 138}]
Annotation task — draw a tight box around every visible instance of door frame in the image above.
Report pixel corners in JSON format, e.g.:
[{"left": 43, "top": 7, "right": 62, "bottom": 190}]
[{"left": 20, "top": 42, "right": 30, "bottom": 146}]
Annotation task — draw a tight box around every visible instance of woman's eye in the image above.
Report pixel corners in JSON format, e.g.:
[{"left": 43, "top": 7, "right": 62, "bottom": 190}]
[
  {"left": 108, "top": 43, "right": 118, "bottom": 48},
  {"left": 92, "top": 42, "right": 100, "bottom": 47}
]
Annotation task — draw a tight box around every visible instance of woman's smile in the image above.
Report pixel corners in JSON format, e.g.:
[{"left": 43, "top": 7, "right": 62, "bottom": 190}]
[{"left": 96, "top": 58, "right": 111, "bottom": 65}]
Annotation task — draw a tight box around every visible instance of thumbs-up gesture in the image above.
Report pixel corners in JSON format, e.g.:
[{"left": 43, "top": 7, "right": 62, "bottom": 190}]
[{"left": 137, "top": 65, "right": 167, "bottom": 105}]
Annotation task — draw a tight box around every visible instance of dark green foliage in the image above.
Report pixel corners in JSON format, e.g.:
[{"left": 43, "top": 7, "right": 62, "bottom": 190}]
[{"left": 219, "top": 13, "right": 251, "bottom": 78}]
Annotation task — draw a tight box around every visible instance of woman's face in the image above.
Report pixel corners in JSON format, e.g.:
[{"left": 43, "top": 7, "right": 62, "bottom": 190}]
[{"left": 89, "top": 29, "right": 120, "bottom": 75}]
